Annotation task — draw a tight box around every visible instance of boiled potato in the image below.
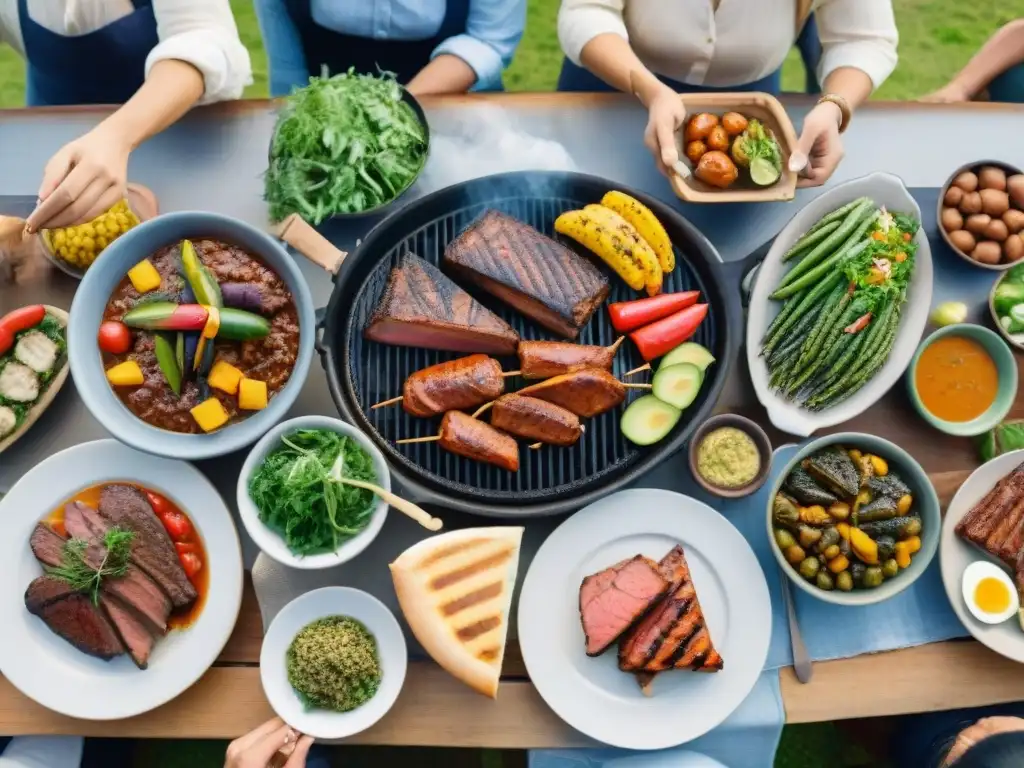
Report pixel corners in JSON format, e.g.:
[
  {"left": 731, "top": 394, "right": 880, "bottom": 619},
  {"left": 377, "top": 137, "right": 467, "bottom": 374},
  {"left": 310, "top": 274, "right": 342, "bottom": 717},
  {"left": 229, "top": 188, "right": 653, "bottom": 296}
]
[
  {"left": 948, "top": 229, "right": 976, "bottom": 254},
  {"left": 965, "top": 213, "right": 992, "bottom": 234},
  {"left": 706, "top": 125, "right": 730, "bottom": 152},
  {"left": 980, "top": 188, "right": 1011, "bottom": 217},
  {"left": 721, "top": 112, "right": 748, "bottom": 136},
  {"left": 954, "top": 171, "right": 979, "bottom": 192},
  {"left": 941, "top": 207, "right": 964, "bottom": 232},
  {"left": 979, "top": 166, "right": 1008, "bottom": 191},
  {"left": 685, "top": 140, "right": 707, "bottom": 164},
  {"left": 1005, "top": 234, "right": 1024, "bottom": 263},
  {"left": 1003, "top": 209, "right": 1024, "bottom": 234},
  {"left": 684, "top": 113, "right": 718, "bottom": 142},
  {"left": 695, "top": 150, "right": 739, "bottom": 188},
  {"left": 960, "top": 191, "right": 983, "bottom": 215},
  {"left": 972, "top": 240, "right": 1003, "bottom": 264},
  {"left": 985, "top": 219, "right": 1009, "bottom": 242},
  {"left": 1008, "top": 174, "right": 1024, "bottom": 208},
  {"left": 944, "top": 186, "right": 964, "bottom": 207}
]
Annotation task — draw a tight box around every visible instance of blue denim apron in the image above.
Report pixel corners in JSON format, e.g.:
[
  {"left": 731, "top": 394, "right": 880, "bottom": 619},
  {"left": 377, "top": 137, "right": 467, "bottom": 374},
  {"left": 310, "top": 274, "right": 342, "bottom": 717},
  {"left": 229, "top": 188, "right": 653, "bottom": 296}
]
[
  {"left": 282, "top": 0, "right": 475, "bottom": 87},
  {"left": 20, "top": 0, "right": 158, "bottom": 106}
]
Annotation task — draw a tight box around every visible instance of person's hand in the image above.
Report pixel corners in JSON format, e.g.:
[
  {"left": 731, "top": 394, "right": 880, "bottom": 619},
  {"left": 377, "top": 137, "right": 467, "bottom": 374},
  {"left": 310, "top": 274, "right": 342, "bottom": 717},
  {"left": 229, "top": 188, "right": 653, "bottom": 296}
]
[
  {"left": 643, "top": 84, "right": 687, "bottom": 177},
  {"left": 225, "top": 718, "right": 314, "bottom": 768},
  {"left": 921, "top": 81, "right": 972, "bottom": 103},
  {"left": 789, "top": 101, "right": 845, "bottom": 188},
  {"left": 25, "top": 124, "right": 132, "bottom": 234},
  {"left": 942, "top": 716, "right": 1024, "bottom": 766}
]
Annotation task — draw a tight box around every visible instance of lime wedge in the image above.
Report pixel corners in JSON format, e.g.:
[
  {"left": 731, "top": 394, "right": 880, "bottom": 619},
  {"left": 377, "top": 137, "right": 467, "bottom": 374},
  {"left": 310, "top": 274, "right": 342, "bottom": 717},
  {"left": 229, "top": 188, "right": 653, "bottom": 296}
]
[{"left": 750, "top": 157, "right": 780, "bottom": 186}]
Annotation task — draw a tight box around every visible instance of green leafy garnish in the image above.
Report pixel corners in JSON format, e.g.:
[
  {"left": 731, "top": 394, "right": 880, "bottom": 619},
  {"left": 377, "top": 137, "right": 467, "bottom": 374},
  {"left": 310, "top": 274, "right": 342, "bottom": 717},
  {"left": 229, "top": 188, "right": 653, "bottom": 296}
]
[
  {"left": 841, "top": 208, "right": 918, "bottom": 314},
  {"left": 47, "top": 527, "right": 135, "bottom": 605},
  {"left": 265, "top": 69, "right": 428, "bottom": 223},
  {"left": 248, "top": 428, "right": 377, "bottom": 556}
]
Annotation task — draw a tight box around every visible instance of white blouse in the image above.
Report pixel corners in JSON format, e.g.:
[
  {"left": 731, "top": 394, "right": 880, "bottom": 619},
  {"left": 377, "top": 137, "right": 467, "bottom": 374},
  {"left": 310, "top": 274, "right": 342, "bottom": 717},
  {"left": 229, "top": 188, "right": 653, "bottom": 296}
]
[
  {"left": 0, "top": 0, "right": 252, "bottom": 104},
  {"left": 558, "top": 0, "right": 899, "bottom": 90}
]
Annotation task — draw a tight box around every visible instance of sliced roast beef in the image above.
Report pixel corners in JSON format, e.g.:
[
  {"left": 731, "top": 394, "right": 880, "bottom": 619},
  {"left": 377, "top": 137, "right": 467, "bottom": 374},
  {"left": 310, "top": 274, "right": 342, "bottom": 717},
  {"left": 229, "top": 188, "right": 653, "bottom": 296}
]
[
  {"left": 579, "top": 555, "right": 670, "bottom": 657},
  {"left": 63, "top": 500, "right": 103, "bottom": 541},
  {"left": 97, "top": 484, "right": 196, "bottom": 610},
  {"left": 24, "top": 574, "right": 76, "bottom": 612},
  {"left": 25, "top": 577, "right": 124, "bottom": 661},
  {"left": 100, "top": 595, "right": 155, "bottom": 669},
  {"left": 29, "top": 522, "right": 65, "bottom": 567}
]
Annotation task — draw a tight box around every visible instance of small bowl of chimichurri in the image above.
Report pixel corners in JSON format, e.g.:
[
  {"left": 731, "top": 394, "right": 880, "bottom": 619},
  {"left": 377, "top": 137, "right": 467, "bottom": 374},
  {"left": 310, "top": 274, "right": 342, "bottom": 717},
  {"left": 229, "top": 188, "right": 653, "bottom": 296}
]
[{"left": 688, "top": 414, "right": 772, "bottom": 499}]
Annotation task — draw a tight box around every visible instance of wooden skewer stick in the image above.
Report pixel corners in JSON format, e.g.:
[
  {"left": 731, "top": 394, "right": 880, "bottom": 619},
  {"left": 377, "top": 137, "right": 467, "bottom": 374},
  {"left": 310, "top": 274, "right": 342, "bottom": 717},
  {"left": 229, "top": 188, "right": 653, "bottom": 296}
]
[
  {"left": 502, "top": 370, "right": 521, "bottom": 377},
  {"left": 528, "top": 442, "right": 543, "bottom": 450},
  {"left": 396, "top": 435, "right": 441, "bottom": 445},
  {"left": 623, "top": 363, "right": 652, "bottom": 377},
  {"left": 371, "top": 395, "right": 404, "bottom": 410},
  {"left": 622, "top": 382, "right": 654, "bottom": 390},
  {"left": 472, "top": 401, "right": 495, "bottom": 418},
  {"left": 609, "top": 336, "right": 625, "bottom": 354}
]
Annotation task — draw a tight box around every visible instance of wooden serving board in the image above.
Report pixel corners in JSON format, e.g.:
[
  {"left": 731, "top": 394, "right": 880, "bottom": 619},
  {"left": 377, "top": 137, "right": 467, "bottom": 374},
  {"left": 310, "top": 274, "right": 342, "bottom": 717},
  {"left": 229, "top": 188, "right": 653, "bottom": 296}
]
[{"left": 0, "top": 306, "right": 70, "bottom": 456}]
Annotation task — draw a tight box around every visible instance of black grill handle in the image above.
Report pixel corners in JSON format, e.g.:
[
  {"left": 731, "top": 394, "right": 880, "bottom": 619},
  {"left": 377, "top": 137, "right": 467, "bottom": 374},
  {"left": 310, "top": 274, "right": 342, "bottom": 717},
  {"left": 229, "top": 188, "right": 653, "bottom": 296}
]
[{"left": 314, "top": 305, "right": 329, "bottom": 359}]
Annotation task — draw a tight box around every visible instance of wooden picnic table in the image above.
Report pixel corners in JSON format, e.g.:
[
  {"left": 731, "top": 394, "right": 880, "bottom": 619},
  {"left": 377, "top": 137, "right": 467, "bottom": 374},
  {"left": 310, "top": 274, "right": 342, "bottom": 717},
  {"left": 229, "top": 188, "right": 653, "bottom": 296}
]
[{"left": 2, "top": 94, "right": 1024, "bottom": 746}]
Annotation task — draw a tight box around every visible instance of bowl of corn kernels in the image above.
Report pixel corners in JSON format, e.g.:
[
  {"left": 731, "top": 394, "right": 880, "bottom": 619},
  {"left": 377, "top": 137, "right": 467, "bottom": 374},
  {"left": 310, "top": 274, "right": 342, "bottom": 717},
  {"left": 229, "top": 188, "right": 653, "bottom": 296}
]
[{"left": 39, "top": 184, "right": 158, "bottom": 278}]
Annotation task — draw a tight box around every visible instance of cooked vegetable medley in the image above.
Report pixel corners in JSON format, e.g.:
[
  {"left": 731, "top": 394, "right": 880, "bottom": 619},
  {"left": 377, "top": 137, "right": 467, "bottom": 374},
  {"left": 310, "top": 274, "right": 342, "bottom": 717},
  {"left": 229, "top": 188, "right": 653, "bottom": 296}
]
[
  {"left": 773, "top": 445, "right": 923, "bottom": 592},
  {"left": 266, "top": 69, "right": 428, "bottom": 223},
  {"left": 761, "top": 200, "right": 920, "bottom": 411}
]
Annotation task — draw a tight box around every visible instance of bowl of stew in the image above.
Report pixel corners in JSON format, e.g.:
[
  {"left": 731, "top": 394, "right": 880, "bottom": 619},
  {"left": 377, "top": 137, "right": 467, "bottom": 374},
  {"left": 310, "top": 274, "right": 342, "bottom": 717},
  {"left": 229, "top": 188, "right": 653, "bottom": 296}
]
[{"left": 68, "top": 212, "right": 315, "bottom": 460}]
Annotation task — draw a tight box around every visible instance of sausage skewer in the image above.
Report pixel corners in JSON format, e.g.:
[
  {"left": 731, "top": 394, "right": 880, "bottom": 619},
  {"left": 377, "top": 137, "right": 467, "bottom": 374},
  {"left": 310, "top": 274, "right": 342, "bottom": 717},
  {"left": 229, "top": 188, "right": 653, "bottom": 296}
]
[
  {"left": 370, "top": 354, "right": 517, "bottom": 415},
  {"left": 489, "top": 394, "right": 584, "bottom": 447},
  {"left": 396, "top": 411, "right": 520, "bottom": 471},
  {"left": 517, "top": 337, "right": 624, "bottom": 379}
]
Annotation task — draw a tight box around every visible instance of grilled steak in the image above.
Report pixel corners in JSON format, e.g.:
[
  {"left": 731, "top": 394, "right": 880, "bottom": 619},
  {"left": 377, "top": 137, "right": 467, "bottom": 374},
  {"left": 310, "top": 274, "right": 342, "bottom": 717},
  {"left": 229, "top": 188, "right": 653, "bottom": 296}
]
[
  {"left": 98, "top": 484, "right": 196, "bottom": 610},
  {"left": 579, "top": 555, "right": 670, "bottom": 656},
  {"left": 63, "top": 500, "right": 104, "bottom": 540},
  {"left": 25, "top": 576, "right": 125, "bottom": 661},
  {"left": 437, "top": 411, "right": 520, "bottom": 472},
  {"left": 517, "top": 368, "right": 625, "bottom": 418},
  {"left": 489, "top": 394, "right": 582, "bottom": 447},
  {"left": 618, "top": 546, "right": 723, "bottom": 676},
  {"left": 401, "top": 354, "right": 505, "bottom": 418},
  {"left": 24, "top": 574, "right": 76, "bottom": 611},
  {"left": 29, "top": 522, "right": 65, "bottom": 567},
  {"left": 444, "top": 210, "right": 610, "bottom": 339},
  {"left": 100, "top": 595, "right": 155, "bottom": 669},
  {"left": 956, "top": 462, "right": 1024, "bottom": 567},
  {"left": 364, "top": 253, "right": 519, "bottom": 354}
]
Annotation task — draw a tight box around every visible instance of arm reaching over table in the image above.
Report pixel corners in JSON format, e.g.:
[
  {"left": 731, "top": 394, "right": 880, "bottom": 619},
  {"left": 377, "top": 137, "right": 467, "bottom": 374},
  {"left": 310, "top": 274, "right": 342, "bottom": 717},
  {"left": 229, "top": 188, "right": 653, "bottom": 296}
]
[{"left": 923, "top": 19, "right": 1024, "bottom": 104}]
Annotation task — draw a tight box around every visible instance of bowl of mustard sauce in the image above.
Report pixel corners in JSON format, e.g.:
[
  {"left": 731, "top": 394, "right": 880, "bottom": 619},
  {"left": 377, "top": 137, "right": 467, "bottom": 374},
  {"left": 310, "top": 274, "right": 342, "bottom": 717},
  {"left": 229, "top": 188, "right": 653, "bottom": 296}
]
[{"left": 688, "top": 414, "right": 772, "bottom": 499}]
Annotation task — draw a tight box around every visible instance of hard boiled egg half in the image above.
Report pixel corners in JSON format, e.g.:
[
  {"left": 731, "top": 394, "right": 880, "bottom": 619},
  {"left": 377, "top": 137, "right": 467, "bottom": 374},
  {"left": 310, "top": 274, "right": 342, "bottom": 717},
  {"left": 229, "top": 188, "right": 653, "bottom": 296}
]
[{"left": 962, "top": 561, "right": 1019, "bottom": 624}]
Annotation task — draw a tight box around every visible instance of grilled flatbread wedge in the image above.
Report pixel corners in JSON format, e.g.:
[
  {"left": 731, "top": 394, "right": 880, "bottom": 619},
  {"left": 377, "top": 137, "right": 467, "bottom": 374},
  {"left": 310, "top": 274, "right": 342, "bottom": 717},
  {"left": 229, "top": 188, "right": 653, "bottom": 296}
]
[{"left": 390, "top": 526, "right": 523, "bottom": 698}]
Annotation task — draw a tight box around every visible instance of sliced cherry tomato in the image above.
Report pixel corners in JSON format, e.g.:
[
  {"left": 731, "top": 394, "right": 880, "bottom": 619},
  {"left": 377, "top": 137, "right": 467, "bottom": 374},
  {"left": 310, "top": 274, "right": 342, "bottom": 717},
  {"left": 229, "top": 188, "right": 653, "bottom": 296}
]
[
  {"left": 145, "top": 490, "right": 172, "bottom": 518},
  {"left": 175, "top": 541, "right": 198, "bottom": 556},
  {"left": 161, "top": 510, "right": 192, "bottom": 541},
  {"left": 98, "top": 321, "right": 132, "bottom": 355},
  {"left": 180, "top": 552, "right": 202, "bottom": 578}
]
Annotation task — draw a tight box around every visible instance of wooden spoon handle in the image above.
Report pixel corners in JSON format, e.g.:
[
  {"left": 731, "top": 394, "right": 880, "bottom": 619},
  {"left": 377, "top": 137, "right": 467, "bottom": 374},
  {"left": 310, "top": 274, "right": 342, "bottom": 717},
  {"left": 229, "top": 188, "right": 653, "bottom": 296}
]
[
  {"left": 341, "top": 477, "right": 444, "bottom": 532},
  {"left": 271, "top": 214, "right": 348, "bottom": 274}
]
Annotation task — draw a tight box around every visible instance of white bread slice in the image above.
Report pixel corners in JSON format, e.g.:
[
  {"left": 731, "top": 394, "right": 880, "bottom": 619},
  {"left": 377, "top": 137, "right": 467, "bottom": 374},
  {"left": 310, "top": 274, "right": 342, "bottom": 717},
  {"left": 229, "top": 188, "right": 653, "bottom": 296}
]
[{"left": 390, "top": 526, "right": 523, "bottom": 698}]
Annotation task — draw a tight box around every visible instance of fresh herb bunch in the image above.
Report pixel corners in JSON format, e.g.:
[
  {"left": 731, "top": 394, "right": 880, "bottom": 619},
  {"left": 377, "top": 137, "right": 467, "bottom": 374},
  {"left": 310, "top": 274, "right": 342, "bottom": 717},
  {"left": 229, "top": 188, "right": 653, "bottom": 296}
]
[
  {"left": 248, "top": 428, "right": 377, "bottom": 556},
  {"left": 47, "top": 527, "right": 135, "bottom": 605},
  {"left": 265, "top": 69, "right": 428, "bottom": 223}
]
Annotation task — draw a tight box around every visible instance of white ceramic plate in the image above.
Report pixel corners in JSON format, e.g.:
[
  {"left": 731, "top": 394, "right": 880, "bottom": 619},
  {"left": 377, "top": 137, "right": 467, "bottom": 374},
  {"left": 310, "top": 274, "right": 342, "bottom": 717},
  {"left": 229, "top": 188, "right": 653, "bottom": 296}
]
[
  {"left": 237, "top": 416, "right": 390, "bottom": 570},
  {"left": 0, "top": 440, "right": 243, "bottom": 719},
  {"left": 260, "top": 587, "right": 407, "bottom": 740},
  {"left": 746, "top": 172, "right": 934, "bottom": 437},
  {"left": 518, "top": 489, "right": 771, "bottom": 751},
  {"left": 941, "top": 449, "right": 1024, "bottom": 662}
]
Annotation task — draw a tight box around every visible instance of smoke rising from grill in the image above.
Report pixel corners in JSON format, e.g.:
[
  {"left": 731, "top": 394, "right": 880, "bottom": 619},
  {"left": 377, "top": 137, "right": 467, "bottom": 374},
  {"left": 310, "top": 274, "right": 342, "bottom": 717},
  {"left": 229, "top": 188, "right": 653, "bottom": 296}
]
[{"left": 418, "top": 105, "right": 577, "bottom": 203}]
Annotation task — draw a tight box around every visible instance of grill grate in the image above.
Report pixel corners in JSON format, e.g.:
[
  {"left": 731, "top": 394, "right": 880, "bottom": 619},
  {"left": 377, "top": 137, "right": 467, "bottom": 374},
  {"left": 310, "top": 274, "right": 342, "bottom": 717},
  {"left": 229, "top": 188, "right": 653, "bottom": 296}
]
[{"left": 329, "top": 173, "right": 726, "bottom": 509}]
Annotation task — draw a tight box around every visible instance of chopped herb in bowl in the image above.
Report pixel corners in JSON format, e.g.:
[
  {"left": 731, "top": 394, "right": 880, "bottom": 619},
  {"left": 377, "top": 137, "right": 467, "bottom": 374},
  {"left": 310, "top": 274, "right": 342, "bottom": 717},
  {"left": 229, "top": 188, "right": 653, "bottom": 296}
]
[
  {"left": 286, "top": 615, "right": 381, "bottom": 712},
  {"left": 265, "top": 69, "right": 429, "bottom": 223}
]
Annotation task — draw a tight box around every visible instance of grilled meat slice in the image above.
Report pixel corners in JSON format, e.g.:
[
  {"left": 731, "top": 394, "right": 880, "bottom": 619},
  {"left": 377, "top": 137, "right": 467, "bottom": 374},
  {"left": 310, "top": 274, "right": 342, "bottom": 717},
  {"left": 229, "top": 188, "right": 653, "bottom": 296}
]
[
  {"left": 619, "top": 545, "right": 723, "bottom": 676},
  {"left": 29, "top": 522, "right": 65, "bottom": 567},
  {"left": 25, "top": 577, "right": 125, "bottom": 661},
  {"left": 579, "top": 555, "right": 670, "bottom": 657},
  {"left": 1016, "top": 546, "right": 1024, "bottom": 633},
  {"left": 956, "top": 462, "right": 1024, "bottom": 567},
  {"left": 489, "top": 394, "right": 582, "bottom": 447},
  {"left": 517, "top": 340, "right": 616, "bottom": 380},
  {"left": 444, "top": 210, "right": 610, "bottom": 339},
  {"left": 364, "top": 253, "right": 519, "bottom": 354},
  {"left": 437, "top": 411, "right": 520, "bottom": 471},
  {"left": 517, "top": 368, "right": 625, "bottom": 418},
  {"left": 98, "top": 484, "right": 196, "bottom": 610},
  {"left": 100, "top": 594, "right": 156, "bottom": 669},
  {"left": 401, "top": 354, "right": 505, "bottom": 418}
]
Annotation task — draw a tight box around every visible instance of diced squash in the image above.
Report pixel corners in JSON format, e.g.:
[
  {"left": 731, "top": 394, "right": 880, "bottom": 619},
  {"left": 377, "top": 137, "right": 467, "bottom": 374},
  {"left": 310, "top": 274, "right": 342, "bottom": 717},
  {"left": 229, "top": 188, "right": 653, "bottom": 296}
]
[
  {"left": 897, "top": 494, "right": 913, "bottom": 515},
  {"left": 849, "top": 527, "right": 879, "bottom": 565},
  {"left": 827, "top": 555, "right": 849, "bottom": 574},
  {"left": 836, "top": 522, "right": 851, "bottom": 541},
  {"left": 208, "top": 360, "right": 244, "bottom": 395},
  {"left": 190, "top": 398, "right": 229, "bottom": 433},
  {"left": 106, "top": 360, "right": 144, "bottom": 386},
  {"left": 868, "top": 454, "right": 889, "bottom": 476},
  {"left": 238, "top": 378, "right": 268, "bottom": 411},
  {"left": 904, "top": 535, "right": 922, "bottom": 554},
  {"left": 202, "top": 305, "right": 220, "bottom": 339},
  {"left": 127, "top": 260, "right": 161, "bottom": 293},
  {"left": 894, "top": 541, "right": 912, "bottom": 569}
]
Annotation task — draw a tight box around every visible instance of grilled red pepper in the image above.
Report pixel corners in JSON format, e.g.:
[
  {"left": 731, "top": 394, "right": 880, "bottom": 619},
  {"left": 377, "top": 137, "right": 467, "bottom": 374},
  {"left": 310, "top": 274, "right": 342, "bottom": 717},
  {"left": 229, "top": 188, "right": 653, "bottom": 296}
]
[
  {"left": 0, "top": 305, "right": 46, "bottom": 355},
  {"left": 122, "top": 302, "right": 208, "bottom": 331},
  {"left": 629, "top": 304, "right": 709, "bottom": 361},
  {"left": 607, "top": 291, "right": 700, "bottom": 333},
  {"left": 844, "top": 312, "right": 872, "bottom": 334}
]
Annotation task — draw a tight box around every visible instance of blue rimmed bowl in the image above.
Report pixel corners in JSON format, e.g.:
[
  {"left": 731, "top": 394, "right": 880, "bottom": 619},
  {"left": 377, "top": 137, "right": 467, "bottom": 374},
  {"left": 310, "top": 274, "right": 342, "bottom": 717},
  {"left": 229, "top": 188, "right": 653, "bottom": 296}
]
[
  {"left": 907, "top": 323, "right": 1017, "bottom": 437},
  {"left": 68, "top": 211, "right": 315, "bottom": 460}
]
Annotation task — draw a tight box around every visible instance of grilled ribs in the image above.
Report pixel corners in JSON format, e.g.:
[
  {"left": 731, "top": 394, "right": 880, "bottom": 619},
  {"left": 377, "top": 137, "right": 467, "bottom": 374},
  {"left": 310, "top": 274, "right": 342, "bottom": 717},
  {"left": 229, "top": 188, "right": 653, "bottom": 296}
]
[
  {"left": 955, "top": 461, "right": 1024, "bottom": 568},
  {"left": 365, "top": 253, "right": 520, "bottom": 354},
  {"left": 444, "top": 211, "right": 610, "bottom": 339}
]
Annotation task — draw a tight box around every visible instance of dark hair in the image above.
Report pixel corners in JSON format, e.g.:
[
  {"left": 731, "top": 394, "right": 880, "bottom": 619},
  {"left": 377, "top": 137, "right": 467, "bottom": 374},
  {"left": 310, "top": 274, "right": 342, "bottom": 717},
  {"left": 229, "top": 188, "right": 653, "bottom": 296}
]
[{"left": 948, "top": 731, "right": 1024, "bottom": 767}]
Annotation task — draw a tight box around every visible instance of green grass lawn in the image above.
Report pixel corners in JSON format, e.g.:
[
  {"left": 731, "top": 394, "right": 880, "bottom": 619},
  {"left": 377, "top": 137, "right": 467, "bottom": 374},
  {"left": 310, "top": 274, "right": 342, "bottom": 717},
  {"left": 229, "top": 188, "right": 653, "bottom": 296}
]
[{"left": 0, "top": 1, "right": 1020, "bottom": 106}]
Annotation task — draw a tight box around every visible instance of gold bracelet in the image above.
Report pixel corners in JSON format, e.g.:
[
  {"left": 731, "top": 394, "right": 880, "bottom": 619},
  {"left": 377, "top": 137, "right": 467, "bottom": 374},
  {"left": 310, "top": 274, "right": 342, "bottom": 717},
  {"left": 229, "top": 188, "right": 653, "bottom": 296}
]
[{"left": 817, "top": 93, "right": 852, "bottom": 134}]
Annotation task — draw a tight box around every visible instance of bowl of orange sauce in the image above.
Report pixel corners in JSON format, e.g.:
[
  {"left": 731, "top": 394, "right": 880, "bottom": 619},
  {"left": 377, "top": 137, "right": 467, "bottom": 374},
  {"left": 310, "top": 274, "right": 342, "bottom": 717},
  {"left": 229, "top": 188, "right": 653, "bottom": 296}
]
[{"left": 908, "top": 324, "right": 1017, "bottom": 436}]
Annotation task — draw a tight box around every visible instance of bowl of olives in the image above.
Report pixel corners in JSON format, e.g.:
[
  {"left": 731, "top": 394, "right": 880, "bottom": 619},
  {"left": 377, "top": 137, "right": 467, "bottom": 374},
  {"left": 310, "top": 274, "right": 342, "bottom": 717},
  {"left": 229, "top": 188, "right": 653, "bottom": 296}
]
[
  {"left": 766, "top": 433, "right": 940, "bottom": 606},
  {"left": 938, "top": 160, "right": 1024, "bottom": 270}
]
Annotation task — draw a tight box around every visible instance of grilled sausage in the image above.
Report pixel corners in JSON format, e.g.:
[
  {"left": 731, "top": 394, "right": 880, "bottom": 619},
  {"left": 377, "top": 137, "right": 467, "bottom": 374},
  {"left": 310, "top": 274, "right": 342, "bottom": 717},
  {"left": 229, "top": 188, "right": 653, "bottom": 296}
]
[
  {"left": 517, "top": 368, "right": 625, "bottom": 418},
  {"left": 517, "top": 340, "right": 615, "bottom": 379},
  {"left": 490, "top": 394, "right": 582, "bottom": 446},
  {"left": 402, "top": 354, "right": 504, "bottom": 417},
  {"left": 438, "top": 411, "right": 520, "bottom": 471}
]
